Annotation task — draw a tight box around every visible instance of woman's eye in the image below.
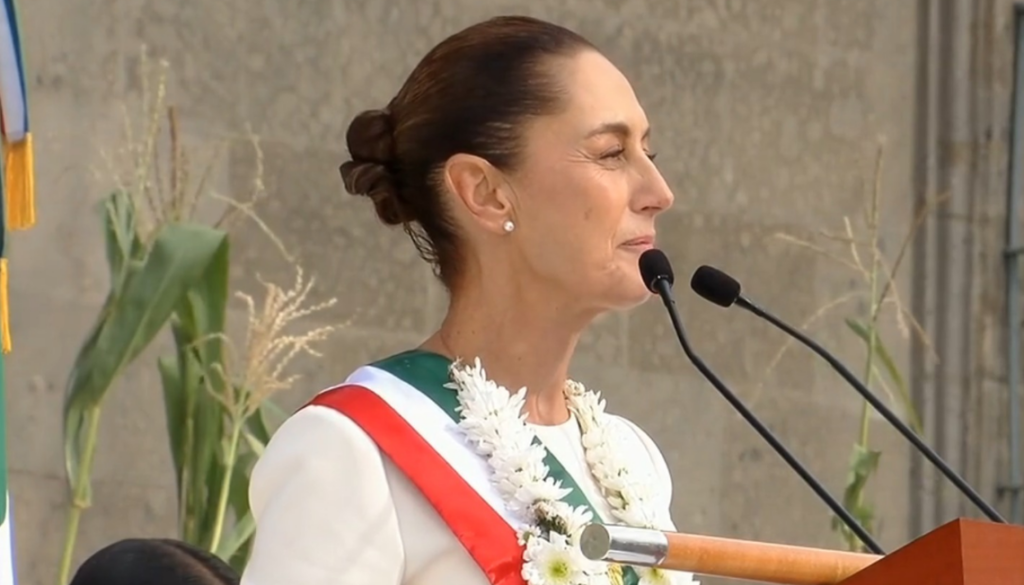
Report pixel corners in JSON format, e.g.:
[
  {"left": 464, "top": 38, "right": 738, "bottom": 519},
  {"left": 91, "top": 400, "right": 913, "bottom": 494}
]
[{"left": 598, "top": 148, "right": 657, "bottom": 162}]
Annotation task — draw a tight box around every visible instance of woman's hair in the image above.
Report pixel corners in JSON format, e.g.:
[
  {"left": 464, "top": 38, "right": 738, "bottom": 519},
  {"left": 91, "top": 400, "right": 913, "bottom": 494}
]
[
  {"left": 69, "top": 538, "right": 239, "bottom": 585},
  {"left": 339, "top": 15, "right": 595, "bottom": 288}
]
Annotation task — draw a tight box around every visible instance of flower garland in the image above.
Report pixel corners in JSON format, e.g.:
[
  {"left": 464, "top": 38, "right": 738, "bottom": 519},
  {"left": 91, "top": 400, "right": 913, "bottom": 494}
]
[{"left": 447, "top": 359, "right": 698, "bottom": 585}]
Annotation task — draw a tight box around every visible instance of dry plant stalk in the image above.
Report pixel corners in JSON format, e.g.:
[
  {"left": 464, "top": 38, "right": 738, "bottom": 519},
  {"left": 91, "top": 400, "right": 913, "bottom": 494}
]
[
  {"left": 754, "top": 140, "right": 944, "bottom": 550},
  {"left": 203, "top": 265, "right": 341, "bottom": 552},
  {"left": 754, "top": 142, "right": 943, "bottom": 407},
  {"left": 212, "top": 266, "right": 341, "bottom": 420},
  {"left": 97, "top": 46, "right": 289, "bottom": 261}
]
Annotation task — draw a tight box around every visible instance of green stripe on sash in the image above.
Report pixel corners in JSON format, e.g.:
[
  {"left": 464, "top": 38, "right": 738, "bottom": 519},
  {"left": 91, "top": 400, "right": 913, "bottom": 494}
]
[{"left": 372, "top": 350, "right": 641, "bottom": 585}]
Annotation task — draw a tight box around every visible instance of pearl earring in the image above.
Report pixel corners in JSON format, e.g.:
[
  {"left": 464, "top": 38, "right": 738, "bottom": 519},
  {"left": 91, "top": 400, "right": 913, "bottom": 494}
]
[{"left": 503, "top": 220, "right": 515, "bottom": 233}]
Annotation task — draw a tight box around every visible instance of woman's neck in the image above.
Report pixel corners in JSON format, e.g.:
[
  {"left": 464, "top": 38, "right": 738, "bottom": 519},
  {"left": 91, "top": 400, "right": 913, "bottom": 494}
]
[{"left": 421, "top": 278, "right": 591, "bottom": 426}]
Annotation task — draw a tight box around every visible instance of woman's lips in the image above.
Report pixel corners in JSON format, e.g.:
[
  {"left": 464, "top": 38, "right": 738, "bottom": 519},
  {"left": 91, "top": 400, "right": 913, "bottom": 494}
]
[{"left": 621, "top": 235, "right": 655, "bottom": 250}]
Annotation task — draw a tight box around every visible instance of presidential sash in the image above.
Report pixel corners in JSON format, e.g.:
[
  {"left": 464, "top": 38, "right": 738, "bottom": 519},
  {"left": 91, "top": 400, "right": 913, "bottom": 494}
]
[{"left": 305, "top": 350, "right": 641, "bottom": 585}]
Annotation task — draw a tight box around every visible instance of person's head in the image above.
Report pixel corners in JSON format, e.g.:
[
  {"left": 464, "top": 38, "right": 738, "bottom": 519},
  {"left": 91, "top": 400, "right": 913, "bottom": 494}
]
[
  {"left": 340, "top": 16, "right": 674, "bottom": 318},
  {"left": 69, "top": 538, "right": 239, "bottom": 585}
]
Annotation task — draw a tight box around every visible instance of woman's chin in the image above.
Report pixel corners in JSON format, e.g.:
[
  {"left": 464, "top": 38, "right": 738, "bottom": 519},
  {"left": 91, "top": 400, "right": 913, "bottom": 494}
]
[
  {"left": 602, "top": 282, "right": 654, "bottom": 311},
  {"left": 571, "top": 271, "right": 654, "bottom": 313}
]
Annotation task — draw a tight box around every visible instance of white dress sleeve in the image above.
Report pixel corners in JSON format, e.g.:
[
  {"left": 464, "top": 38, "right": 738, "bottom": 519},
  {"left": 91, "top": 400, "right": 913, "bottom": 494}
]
[
  {"left": 240, "top": 404, "right": 405, "bottom": 585},
  {"left": 615, "top": 417, "right": 677, "bottom": 530},
  {"left": 616, "top": 418, "right": 702, "bottom": 584}
]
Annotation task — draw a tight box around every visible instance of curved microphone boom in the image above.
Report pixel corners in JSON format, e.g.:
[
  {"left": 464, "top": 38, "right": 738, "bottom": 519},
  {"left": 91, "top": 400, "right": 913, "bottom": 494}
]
[
  {"left": 637, "top": 250, "right": 885, "bottom": 554},
  {"left": 690, "top": 264, "right": 1007, "bottom": 524}
]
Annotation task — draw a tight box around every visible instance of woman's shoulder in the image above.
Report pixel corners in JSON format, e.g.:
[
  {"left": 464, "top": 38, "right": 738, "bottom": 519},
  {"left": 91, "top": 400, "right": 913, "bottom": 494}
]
[
  {"left": 256, "top": 345, "right": 444, "bottom": 465},
  {"left": 267, "top": 399, "right": 371, "bottom": 445},
  {"left": 249, "top": 400, "right": 383, "bottom": 502},
  {"left": 243, "top": 395, "right": 406, "bottom": 585}
]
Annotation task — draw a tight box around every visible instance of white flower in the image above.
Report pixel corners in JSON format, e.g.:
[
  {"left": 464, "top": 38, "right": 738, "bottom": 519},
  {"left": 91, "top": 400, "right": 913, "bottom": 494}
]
[
  {"left": 639, "top": 567, "right": 700, "bottom": 585},
  {"left": 580, "top": 426, "right": 608, "bottom": 449},
  {"left": 612, "top": 501, "right": 654, "bottom": 528},
  {"left": 518, "top": 525, "right": 542, "bottom": 545},
  {"left": 448, "top": 356, "right": 669, "bottom": 585},
  {"left": 637, "top": 567, "right": 671, "bottom": 585},
  {"left": 522, "top": 533, "right": 590, "bottom": 585},
  {"left": 523, "top": 477, "right": 573, "bottom": 506},
  {"left": 533, "top": 500, "right": 594, "bottom": 539},
  {"left": 563, "top": 507, "right": 595, "bottom": 539}
]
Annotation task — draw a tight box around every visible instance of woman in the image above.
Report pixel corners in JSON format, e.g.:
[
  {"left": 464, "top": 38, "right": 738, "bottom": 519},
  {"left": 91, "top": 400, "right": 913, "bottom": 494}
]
[
  {"left": 241, "top": 15, "right": 698, "bottom": 585},
  {"left": 70, "top": 538, "right": 239, "bottom": 585}
]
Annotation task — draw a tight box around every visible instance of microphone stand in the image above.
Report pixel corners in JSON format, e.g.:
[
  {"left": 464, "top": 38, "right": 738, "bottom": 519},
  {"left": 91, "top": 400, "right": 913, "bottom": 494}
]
[
  {"left": 649, "top": 276, "right": 886, "bottom": 554},
  {"left": 733, "top": 295, "right": 1007, "bottom": 524}
]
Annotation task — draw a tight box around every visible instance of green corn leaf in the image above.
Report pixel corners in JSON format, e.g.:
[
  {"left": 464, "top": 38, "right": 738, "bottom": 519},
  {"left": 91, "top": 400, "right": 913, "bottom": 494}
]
[
  {"left": 175, "top": 236, "right": 230, "bottom": 385},
  {"left": 842, "top": 443, "right": 882, "bottom": 510},
  {"left": 216, "top": 511, "right": 257, "bottom": 569},
  {"left": 228, "top": 451, "right": 256, "bottom": 525},
  {"left": 101, "top": 191, "right": 143, "bottom": 292},
  {"left": 63, "top": 221, "right": 228, "bottom": 500},
  {"left": 167, "top": 238, "right": 231, "bottom": 545},
  {"left": 844, "top": 318, "right": 923, "bottom": 434},
  {"left": 831, "top": 442, "right": 882, "bottom": 549},
  {"left": 157, "top": 352, "right": 185, "bottom": 499}
]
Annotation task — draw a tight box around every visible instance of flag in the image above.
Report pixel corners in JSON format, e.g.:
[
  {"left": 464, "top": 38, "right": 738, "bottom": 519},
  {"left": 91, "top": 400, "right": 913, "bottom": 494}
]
[
  {"left": 0, "top": 0, "right": 32, "bottom": 234},
  {"left": 0, "top": 0, "right": 26, "bottom": 354},
  {"left": 0, "top": 0, "right": 30, "bottom": 582}
]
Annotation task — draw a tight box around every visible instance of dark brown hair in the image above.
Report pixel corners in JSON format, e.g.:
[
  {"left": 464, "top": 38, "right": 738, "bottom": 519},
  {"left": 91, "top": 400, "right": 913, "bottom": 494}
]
[
  {"left": 70, "top": 538, "right": 238, "bottom": 585},
  {"left": 340, "top": 16, "right": 595, "bottom": 288}
]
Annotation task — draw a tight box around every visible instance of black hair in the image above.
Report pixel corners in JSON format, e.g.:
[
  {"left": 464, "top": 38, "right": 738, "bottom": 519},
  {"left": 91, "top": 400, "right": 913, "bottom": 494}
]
[{"left": 69, "top": 538, "right": 239, "bottom": 585}]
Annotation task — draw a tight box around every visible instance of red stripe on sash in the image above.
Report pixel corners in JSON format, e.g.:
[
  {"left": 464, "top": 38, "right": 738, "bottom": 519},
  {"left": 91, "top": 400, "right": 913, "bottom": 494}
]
[{"left": 308, "top": 385, "right": 526, "bottom": 585}]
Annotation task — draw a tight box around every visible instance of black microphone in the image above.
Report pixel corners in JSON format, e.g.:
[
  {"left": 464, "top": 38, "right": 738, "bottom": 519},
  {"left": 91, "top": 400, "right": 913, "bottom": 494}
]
[
  {"left": 690, "top": 264, "right": 1007, "bottom": 524},
  {"left": 637, "top": 250, "right": 886, "bottom": 554}
]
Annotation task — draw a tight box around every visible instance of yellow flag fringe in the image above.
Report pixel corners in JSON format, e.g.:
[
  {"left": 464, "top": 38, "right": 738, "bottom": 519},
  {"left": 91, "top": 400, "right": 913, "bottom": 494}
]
[
  {"left": 3, "top": 133, "right": 33, "bottom": 230},
  {"left": 0, "top": 258, "right": 11, "bottom": 353}
]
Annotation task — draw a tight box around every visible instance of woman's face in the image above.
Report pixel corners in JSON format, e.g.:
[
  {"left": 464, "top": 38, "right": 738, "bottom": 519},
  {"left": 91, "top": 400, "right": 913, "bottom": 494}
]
[{"left": 506, "top": 50, "right": 675, "bottom": 313}]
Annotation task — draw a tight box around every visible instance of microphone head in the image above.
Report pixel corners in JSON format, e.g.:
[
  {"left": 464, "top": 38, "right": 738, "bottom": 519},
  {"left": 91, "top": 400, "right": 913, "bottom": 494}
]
[
  {"left": 690, "top": 265, "right": 741, "bottom": 308},
  {"left": 638, "top": 249, "right": 675, "bottom": 293}
]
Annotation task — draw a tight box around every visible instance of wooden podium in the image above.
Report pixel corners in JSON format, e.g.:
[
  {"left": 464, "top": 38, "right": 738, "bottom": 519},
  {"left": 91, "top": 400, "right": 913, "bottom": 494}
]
[{"left": 579, "top": 518, "right": 1024, "bottom": 584}]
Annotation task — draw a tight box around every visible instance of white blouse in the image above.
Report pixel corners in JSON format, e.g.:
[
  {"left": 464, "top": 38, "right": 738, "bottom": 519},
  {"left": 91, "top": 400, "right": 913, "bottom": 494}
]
[{"left": 240, "top": 403, "right": 680, "bottom": 585}]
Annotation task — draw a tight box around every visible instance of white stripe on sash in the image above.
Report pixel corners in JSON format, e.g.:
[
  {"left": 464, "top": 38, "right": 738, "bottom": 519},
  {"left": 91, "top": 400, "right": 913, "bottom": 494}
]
[
  {"left": 326, "top": 365, "right": 525, "bottom": 532},
  {"left": 0, "top": 492, "right": 14, "bottom": 585}
]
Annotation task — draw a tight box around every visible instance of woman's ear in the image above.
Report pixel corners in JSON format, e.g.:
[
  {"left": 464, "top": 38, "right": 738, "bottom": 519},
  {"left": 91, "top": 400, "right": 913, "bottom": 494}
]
[{"left": 442, "top": 154, "right": 513, "bottom": 234}]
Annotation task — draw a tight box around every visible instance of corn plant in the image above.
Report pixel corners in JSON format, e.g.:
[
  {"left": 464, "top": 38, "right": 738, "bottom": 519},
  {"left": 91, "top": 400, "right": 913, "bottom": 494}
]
[
  {"left": 164, "top": 266, "right": 338, "bottom": 568},
  {"left": 58, "top": 51, "right": 340, "bottom": 582},
  {"left": 763, "top": 142, "right": 940, "bottom": 551},
  {"left": 59, "top": 190, "right": 230, "bottom": 584}
]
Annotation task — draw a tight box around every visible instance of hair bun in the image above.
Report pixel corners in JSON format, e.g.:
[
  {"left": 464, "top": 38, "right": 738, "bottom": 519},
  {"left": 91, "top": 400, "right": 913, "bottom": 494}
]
[
  {"left": 340, "top": 159, "right": 410, "bottom": 225},
  {"left": 340, "top": 109, "right": 412, "bottom": 226},
  {"left": 345, "top": 109, "right": 396, "bottom": 164}
]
